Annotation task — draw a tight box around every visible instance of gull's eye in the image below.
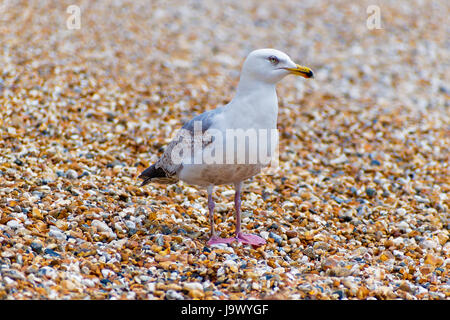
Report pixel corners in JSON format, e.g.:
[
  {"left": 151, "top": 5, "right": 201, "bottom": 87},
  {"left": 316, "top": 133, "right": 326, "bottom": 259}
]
[{"left": 268, "top": 55, "right": 279, "bottom": 65}]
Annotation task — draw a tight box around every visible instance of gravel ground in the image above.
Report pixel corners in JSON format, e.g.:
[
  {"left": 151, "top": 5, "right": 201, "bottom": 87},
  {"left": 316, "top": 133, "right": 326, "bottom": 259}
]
[{"left": 0, "top": 0, "right": 448, "bottom": 300}]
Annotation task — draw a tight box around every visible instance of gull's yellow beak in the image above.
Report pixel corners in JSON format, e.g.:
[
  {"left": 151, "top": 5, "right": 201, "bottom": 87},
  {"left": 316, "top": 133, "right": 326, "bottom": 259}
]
[{"left": 285, "top": 64, "right": 314, "bottom": 78}]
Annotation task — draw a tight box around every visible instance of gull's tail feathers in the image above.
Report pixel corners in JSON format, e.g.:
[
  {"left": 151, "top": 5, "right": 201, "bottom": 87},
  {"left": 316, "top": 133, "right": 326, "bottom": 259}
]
[{"left": 138, "top": 164, "right": 178, "bottom": 186}]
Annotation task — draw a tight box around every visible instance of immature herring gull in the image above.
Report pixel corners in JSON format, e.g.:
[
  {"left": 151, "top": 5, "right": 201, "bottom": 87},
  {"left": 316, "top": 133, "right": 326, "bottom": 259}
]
[{"left": 139, "top": 48, "right": 314, "bottom": 246}]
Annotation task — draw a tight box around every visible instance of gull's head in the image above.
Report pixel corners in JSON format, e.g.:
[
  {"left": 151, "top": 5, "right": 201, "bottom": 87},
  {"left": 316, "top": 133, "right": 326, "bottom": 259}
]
[{"left": 241, "top": 48, "right": 314, "bottom": 84}]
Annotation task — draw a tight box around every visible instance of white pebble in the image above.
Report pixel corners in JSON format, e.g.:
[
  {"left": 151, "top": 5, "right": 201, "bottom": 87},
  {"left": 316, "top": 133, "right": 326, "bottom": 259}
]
[
  {"left": 260, "top": 231, "right": 269, "bottom": 240},
  {"left": 183, "top": 282, "right": 203, "bottom": 292},
  {"left": 66, "top": 169, "right": 78, "bottom": 179},
  {"left": 91, "top": 220, "right": 110, "bottom": 233},
  {"left": 6, "top": 219, "right": 21, "bottom": 229}
]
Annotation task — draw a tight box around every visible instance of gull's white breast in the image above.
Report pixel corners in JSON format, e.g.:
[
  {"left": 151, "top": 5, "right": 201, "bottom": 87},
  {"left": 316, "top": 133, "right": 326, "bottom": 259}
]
[{"left": 178, "top": 88, "right": 279, "bottom": 187}]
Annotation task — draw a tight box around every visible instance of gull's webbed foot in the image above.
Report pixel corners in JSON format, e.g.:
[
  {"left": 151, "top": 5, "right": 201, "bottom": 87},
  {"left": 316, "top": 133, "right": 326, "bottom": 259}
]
[
  {"left": 236, "top": 232, "right": 266, "bottom": 246},
  {"left": 207, "top": 235, "right": 235, "bottom": 246}
]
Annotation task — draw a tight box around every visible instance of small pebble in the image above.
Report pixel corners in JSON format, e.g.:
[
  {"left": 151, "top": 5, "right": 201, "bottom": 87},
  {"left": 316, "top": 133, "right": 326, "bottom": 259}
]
[
  {"left": 269, "top": 232, "right": 283, "bottom": 245},
  {"left": 366, "top": 188, "right": 376, "bottom": 197},
  {"left": 30, "top": 241, "right": 43, "bottom": 253},
  {"left": 166, "top": 290, "right": 184, "bottom": 300},
  {"left": 286, "top": 230, "right": 297, "bottom": 238},
  {"left": 65, "top": 169, "right": 78, "bottom": 179}
]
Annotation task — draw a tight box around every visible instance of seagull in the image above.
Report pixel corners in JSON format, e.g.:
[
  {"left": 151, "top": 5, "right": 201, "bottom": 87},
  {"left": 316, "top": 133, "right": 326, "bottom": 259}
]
[{"left": 139, "top": 49, "right": 314, "bottom": 246}]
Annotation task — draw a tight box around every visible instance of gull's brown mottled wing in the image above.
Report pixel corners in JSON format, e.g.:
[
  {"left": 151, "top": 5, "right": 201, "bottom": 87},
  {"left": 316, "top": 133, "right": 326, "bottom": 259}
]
[{"left": 139, "top": 106, "right": 225, "bottom": 186}]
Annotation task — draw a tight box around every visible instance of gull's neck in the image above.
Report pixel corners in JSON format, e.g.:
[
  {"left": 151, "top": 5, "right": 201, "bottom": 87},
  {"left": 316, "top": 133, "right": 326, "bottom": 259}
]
[
  {"left": 234, "top": 74, "right": 277, "bottom": 101},
  {"left": 228, "top": 75, "right": 278, "bottom": 128}
]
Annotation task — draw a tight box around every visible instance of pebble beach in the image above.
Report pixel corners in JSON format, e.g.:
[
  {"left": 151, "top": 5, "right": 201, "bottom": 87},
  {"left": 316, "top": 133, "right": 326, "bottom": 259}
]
[{"left": 0, "top": 0, "right": 449, "bottom": 300}]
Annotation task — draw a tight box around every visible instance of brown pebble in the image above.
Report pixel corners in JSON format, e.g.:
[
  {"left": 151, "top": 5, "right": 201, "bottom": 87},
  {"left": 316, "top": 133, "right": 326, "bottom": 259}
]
[{"left": 286, "top": 230, "right": 298, "bottom": 238}]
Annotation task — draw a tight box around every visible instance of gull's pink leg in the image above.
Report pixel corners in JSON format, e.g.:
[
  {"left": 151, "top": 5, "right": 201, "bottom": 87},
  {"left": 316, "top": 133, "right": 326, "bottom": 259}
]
[
  {"left": 234, "top": 182, "right": 266, "bottom": 246},
  {"left": 206, "top": 186, "right": 234, "bottom": 245}
]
